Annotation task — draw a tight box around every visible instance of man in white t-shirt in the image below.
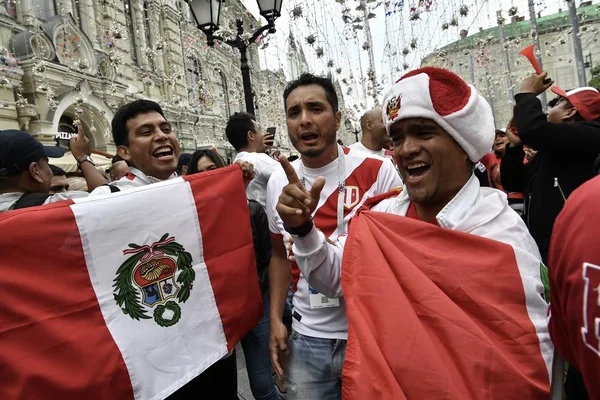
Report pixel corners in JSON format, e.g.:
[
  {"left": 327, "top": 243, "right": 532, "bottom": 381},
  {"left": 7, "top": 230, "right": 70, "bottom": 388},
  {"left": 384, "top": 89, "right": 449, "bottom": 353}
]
[
  {"left": 267, "top": 73, "right": 402, "bottom": 400},
  {"left": 227, "top": 112, "right": 280, "bottom": 210},
  {"left": 349, "top": 108, "right": 397, "bottom": 167}
]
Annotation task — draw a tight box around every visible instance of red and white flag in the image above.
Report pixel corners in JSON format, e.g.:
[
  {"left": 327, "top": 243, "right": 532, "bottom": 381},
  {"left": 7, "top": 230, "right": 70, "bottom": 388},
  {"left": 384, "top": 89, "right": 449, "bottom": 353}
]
[
  {"left": 341, "top": 211, "right": 552, "bottom": 399},
  {"left": 0, "top": 166, "right": 261, "bottom": 399}
]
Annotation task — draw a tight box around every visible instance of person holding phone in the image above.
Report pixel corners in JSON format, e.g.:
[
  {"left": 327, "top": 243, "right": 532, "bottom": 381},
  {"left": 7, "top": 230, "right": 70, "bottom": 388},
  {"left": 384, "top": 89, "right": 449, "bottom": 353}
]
[{"left": 226, "top": 112, "right": 281, "bottom": 211}]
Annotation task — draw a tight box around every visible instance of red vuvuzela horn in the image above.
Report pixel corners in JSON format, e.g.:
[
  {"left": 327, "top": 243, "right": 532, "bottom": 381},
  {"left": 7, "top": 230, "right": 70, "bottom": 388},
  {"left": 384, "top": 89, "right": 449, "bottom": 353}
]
[{"left": 519, "top": 44, "right": 542, "bottom": 74}]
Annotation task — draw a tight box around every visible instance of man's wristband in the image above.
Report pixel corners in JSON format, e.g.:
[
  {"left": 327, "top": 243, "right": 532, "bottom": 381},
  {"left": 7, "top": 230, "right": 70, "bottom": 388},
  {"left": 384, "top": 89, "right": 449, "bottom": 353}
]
[{"left": 284, "top": 217, "right": 314, "bottom": 238}]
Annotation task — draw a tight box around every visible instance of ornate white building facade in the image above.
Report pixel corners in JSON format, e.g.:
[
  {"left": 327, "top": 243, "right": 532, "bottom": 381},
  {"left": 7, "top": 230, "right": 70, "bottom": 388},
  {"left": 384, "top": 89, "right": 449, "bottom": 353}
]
[
  {"left": 421, "top": 3, "right": 600, "bottom": 130},
  {"left": 0, "top": 0, "right": 293, "bottom": 156}
]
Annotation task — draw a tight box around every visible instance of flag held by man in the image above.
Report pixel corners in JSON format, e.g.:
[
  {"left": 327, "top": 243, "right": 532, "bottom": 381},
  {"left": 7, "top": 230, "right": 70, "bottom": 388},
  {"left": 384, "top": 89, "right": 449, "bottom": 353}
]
[
  {"left": 342, "top": 211, "right": 552, "bottom": 399},
  {"left": 0, "top": 166, "right": 261, "bottom": 399}
]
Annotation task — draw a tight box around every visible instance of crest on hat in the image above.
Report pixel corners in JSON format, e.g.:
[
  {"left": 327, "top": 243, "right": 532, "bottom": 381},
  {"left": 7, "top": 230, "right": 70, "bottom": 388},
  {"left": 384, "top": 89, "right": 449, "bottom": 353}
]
[{"left": 386, "top": 95, "right": 401, "bottom": 121}]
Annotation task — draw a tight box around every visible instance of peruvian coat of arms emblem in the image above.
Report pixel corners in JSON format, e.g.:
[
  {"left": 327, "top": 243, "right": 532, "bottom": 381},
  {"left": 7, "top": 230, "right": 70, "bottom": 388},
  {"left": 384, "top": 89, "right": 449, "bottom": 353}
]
[{"left": 113, "top": 233, "right": 195, "bottom": 327}]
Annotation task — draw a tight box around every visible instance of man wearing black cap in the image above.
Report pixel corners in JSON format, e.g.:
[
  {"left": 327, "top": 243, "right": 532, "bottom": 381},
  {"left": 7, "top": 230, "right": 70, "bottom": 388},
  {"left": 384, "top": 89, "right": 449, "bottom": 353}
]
[{"left": 0, "top": 127, "right": 105, "bottom": 211}]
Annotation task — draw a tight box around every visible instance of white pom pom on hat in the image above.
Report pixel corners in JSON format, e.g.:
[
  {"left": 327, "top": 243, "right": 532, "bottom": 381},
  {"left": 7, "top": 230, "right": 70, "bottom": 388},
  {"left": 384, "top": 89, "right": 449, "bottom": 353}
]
[{"left": 382, "top": 67, "right": 495, "bottom": 163}]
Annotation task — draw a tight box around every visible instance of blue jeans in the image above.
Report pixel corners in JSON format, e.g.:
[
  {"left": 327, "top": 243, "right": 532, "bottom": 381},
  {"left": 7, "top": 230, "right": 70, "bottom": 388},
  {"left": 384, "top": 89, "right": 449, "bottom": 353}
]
[
  {"left": 241, "top": 293, "right": 279, "bottom": 400},
  {"left": 285, "top": 330, "right": 346, "bottom": 400}
]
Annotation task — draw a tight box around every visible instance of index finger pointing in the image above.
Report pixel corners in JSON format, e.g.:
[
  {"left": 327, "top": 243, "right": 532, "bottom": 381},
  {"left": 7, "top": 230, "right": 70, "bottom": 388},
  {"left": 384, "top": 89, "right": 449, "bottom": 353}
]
[
  {"left": 279, "top": 155, "right": 302, "bottom": 187},
  {"left": 76, "top": 121, "right": 85, "bottom": 137}
]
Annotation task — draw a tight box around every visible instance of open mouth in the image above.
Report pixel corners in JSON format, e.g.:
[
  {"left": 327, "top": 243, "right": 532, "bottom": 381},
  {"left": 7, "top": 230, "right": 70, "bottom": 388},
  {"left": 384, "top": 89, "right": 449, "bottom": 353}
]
[
  {"left": 152, "top": 146, "right": 174, "bottom": 160},
  {"left": 300, "top": 133, "right": 319, "bottom": 143},
  {"left": 406, "top": 162, "right": 430, "bottom": 177}
]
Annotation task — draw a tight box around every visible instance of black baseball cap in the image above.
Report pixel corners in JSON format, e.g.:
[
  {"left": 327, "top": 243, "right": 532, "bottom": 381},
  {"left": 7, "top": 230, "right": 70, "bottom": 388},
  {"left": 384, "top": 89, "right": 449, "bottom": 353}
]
[{"left": 0, "top": 130, "right": 64, "bottom": 177}]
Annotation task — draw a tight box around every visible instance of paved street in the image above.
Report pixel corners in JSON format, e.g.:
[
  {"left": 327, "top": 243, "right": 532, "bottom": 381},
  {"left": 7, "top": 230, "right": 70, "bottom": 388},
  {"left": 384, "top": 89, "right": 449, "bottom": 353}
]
[{"left": 236, "top": 344, "right": 255, "bottom": 400}]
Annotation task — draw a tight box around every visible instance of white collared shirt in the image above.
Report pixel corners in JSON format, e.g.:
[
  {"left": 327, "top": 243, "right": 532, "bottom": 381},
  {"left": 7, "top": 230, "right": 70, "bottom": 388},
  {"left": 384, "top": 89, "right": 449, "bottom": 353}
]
[{"left": 292, "top": 174, "right": 541, "bottom": 299}]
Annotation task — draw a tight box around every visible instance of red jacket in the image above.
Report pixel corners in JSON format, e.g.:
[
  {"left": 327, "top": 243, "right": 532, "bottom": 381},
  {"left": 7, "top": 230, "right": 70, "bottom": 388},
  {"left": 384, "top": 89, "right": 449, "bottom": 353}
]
[{"left": 549, "top": 175, "right": 600, "bottom": 398}]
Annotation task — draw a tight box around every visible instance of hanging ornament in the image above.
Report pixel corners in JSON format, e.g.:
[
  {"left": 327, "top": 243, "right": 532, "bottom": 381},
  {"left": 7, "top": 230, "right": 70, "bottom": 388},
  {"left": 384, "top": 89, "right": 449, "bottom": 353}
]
[
  {"left": 450, "top": 17, "right": 458, "bottom": 26},
  {"left": 305, "top": 34, "right": 316, "bottom": 46},
  {"left": 409, "top": 11, "right": 420, "bottom": 21},
  {"left": 459, "top": 5, "right": 469, "bottom": 17},
  {"left": 402, "top": 47, "right": 410, "bottom": 56},
  {"left": 327, "top": 59, "right": 334, "bottom": 68},
  {"left": 497, "top": 15, "right": 506, "bottom": 25},
  {"left": 336, "top": 67, "right": 342, "bottom": 74},
  {"left": 362, "top": 42, "right": 371, "bottom": 51},
  {"left": 460, "top": 29, "right": 469, "bottom": 39},
  {"left": 442, "top": 22, "right": 449, "bottom": 30},
  {"left": 508, "top": 6, "right": 518, "bottom": 17},
  {"left": 410, "top": 38, "right": 418, "bottom": 49},
  {"left": 315, "top": 47, "right": 324, "bottom": 58},
  {"left": 291, "top": 5, "right": 303, "bottom": 19}
]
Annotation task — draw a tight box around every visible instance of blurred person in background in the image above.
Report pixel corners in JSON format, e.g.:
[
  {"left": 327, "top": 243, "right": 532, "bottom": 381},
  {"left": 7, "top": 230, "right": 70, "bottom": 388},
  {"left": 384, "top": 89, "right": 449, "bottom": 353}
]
[{"left": 49, "top": 165, "right": 69, "bottom": 194}]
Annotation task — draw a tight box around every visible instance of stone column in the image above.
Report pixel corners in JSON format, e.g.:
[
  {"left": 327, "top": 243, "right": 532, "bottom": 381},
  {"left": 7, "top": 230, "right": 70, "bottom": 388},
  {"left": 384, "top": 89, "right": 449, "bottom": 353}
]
[
  {"left": 132, "top": 0, "right": 149, "bottom": 69},
  {"left": 78, "top": 0, "right": 97, "bottom": 48},
  {"left": 145, "top": 0, "right": 164, "bottom": 75},
  {"left": 19, "top": 0, "right": 36, "bottom": 26}
]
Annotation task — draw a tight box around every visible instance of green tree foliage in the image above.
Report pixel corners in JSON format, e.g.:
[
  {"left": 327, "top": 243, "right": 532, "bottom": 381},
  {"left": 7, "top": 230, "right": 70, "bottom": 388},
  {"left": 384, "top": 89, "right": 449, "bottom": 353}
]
[{"left": 588, "top": 65, "right": 600, "bottom": 90}]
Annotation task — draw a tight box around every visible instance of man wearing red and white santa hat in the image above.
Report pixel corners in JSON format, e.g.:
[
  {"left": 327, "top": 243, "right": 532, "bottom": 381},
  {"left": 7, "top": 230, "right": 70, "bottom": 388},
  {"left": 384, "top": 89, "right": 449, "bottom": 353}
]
[{"left": 276, "top": 67, "right": 554, "bottom": 397}]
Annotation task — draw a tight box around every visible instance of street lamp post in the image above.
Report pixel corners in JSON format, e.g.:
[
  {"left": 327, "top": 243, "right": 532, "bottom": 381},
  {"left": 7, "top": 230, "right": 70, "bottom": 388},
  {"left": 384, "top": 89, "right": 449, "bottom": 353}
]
[
  {"left": 344, "top": 119, "right": 360, "bottom": 143},
  {"left": 186, "top": 0, "right": 283, "bottom": 115}
]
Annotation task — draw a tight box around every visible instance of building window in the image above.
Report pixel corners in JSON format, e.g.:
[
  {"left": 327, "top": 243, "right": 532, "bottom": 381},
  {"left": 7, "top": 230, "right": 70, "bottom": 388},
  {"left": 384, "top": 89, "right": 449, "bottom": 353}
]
[
  {"left": 71, "top": 0, "right": 82, "bottom": 26},
  {"left": 218, "top": 70, "right": 230, "bottom": 118},
  {"left": 123, "top": 0, "right": 138, "bottom": 65},
  {"left": 33, "top": 0, "right": 56, "bottom": 20},
  {"left": 143, "top": 1, "right": 153, "bottom": 49},
  {"left": 2, "top": 0, "right": 17, "bottom": 18},
  {"left": 186, "top": 58, "right": 202, "bottom": 103}
]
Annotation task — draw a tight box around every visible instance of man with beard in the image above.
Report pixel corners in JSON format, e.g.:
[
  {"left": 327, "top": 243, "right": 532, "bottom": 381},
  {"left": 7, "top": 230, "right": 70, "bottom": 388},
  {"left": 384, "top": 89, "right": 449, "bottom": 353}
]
[
  {"left": 276, "top": 67, "right": 551, "bottom": 397},
  {"left": 266, "top": 73, "right": 401, "bottom": 400}
]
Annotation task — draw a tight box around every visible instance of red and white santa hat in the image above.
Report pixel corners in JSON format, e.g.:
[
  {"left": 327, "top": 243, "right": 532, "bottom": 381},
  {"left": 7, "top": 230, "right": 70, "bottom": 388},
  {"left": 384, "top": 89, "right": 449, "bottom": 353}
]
[{"left": 382, "top": 67, "right": 495, "bottom": 162}]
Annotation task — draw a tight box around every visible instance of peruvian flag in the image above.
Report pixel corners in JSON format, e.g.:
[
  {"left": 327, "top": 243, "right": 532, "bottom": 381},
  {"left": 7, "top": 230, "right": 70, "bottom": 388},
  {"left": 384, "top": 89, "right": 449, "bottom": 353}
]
[
  {"left": 0, "top": 166, "right": 261, "bottom": 399},
  {"left": 341, "top": 211, "right": 553, "bottom": 399}
]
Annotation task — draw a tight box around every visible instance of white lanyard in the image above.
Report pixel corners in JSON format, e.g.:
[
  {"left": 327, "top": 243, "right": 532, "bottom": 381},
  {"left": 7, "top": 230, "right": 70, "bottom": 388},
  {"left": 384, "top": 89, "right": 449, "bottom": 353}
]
[{"left": 300, "top": 145, "right": 347, "bottom": 237}]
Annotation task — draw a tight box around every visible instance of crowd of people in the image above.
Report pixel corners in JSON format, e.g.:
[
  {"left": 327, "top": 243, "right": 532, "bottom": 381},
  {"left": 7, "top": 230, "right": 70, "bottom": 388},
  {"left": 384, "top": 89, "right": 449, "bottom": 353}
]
[{"left": 1, "top": 65, "right": 599, "bottom": 400}]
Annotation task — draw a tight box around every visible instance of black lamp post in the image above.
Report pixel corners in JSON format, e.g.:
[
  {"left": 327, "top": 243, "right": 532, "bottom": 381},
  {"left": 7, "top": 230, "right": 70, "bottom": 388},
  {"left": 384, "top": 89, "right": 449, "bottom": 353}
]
[
  {"left": 186, "top": 0, "right": 283, "bottom": 115},
  {"left": 344, "top": 119, "right": 360, "bottom": 143}
]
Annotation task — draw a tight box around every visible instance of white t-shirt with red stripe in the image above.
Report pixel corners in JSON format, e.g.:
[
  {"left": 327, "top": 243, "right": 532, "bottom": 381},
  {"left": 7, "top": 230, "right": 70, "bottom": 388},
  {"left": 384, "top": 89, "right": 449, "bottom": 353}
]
[
  {"left": 266, "top": 146, "right": 403, "bottom": 339},
  {"left": 349, "top": 141, "right": 397, "bottom": 167}
]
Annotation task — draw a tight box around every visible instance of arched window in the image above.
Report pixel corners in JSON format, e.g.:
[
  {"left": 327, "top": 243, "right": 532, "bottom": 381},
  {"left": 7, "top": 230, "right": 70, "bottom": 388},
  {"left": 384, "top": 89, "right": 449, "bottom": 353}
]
[
  {"left": 143, "top": 1, "right": 153, "bottom": 55},
  {"left": 123, "top": 0, "right": 138, "bottom": 65},
  {"left": 216, "top": 69, "right": 230, "bottom": 118},
  {"left": 186, "top": 58, "right": 202, "bottom": 103}
]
